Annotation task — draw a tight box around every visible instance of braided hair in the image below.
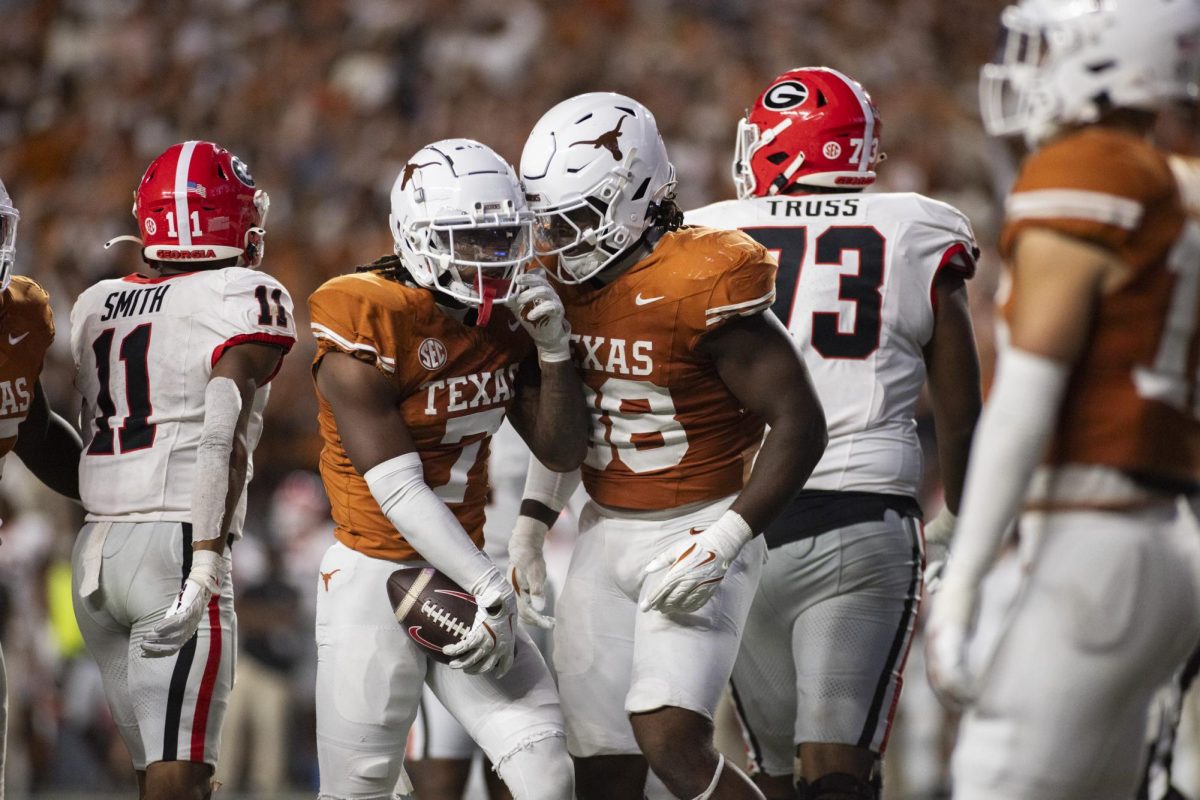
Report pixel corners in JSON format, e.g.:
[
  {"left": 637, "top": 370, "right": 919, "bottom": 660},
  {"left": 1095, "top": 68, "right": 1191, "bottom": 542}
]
[
  {"left": 647, "top": 194, "right": 684, "bottom": 232},
  {"left": 355, "top": 254, "right": 411, "bottom": 282}
]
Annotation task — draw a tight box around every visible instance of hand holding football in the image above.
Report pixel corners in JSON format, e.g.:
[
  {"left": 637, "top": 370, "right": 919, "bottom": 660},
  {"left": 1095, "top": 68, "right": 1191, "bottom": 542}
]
[{"left": 386, "top": 567, "right": 478, "bottom": 663}]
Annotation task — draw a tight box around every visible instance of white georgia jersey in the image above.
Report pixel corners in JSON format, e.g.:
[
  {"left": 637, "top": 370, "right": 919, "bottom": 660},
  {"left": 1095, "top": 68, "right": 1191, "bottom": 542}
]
[
  {"left": 71, "top": 268, "right": 296, "bottom": 532},
  {"left": 686, "top": 193, "right": 976, "bottom": 497}
]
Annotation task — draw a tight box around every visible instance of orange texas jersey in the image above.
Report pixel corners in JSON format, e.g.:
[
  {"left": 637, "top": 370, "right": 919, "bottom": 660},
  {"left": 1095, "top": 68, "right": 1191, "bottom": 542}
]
[
  {"left": 0, "top": 276, "right": 54, "bottom": 461},
  {"left": 1000, "top": 127, "right": 1200, "bottom": 494},
  {"left": 556, "top": 226, "right": 777, "bottom": 511},
  {"left": 310, "top": 266, "right": 533, "bottom": 562}
]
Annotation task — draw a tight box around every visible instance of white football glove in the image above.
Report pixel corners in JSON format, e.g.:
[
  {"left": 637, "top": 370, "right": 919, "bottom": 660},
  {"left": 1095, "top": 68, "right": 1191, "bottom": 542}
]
[
  {"left": 506, "top": 270, "right": 571, "bottom": 362},
  {"left": 642, "top": 511, "right": 753, "bottom": 615},
  {"left": 141, "top": 549, "right": 227, "bottom": 657},
  {"left": 508, "top": 515, "right": 554, "bottom": 629},
  {"left": 443, "top": 568, "right": 518, "bottom": 677},
  {"left": 923, "top": 508, "right": 956, "bottom": 595},
  {"left": 925, "top": 572, "right": 978, "bottom": 708}
]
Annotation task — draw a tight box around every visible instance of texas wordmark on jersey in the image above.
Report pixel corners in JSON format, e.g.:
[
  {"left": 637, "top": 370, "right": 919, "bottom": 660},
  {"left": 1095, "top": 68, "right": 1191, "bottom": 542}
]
[
  {"left": 552, "top": 226, "right": 777, "bottom": 511},
  {"left": 309, "top": 268, "right": 533, "bottom": 562},
  {"left": 0, "top": 276, "right": 55, "bottom": 472}
]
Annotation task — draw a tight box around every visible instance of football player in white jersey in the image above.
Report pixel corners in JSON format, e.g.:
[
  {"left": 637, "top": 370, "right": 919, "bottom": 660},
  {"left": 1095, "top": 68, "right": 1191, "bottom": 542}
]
[
  {"left": 927, "top": 1, "right": 1200, "bottom": 798},
  {"left": 70, "top": 141, "right": 295, "bottom": 800},
  {"left": 686, "top": 67, "right": 983, "bottom": 800}
]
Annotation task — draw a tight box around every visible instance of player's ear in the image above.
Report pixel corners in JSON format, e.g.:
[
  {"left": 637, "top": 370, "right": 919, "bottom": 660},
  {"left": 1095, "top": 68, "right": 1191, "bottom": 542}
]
[{"left": 244, "top": 230, "right": 264, "bottom": 268}]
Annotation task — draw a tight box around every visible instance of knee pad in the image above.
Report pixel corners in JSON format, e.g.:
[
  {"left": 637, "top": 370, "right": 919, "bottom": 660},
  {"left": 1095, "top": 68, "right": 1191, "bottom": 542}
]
[
  {"left": 317, "top": 745, "right": 404, "bottom": 800},
  {"left": 494, "top": 731, "right": 573, "bottom": 800},
  {"left": 802, "top": 772, "right": 877, "bottom": 800}
]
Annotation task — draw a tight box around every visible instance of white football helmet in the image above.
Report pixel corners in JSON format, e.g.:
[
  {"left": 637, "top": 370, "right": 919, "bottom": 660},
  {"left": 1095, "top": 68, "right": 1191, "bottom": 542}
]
[
  {"left": 981, "top": 0, "right": 1200, "bottom": 146},
  {"left": 390, "top": 139, "right": 534, "bottom": 321},
  {"left": 0, "top": 179, "right": 18, "bottom": 292},
  {"left": 520, "top": 92, "right": 676, "bottom": 284}
]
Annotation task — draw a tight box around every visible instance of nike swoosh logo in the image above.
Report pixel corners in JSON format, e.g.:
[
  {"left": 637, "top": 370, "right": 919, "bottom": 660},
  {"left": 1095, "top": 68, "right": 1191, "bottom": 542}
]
[
  {"left": 7, "top": 332, "right": 28, "bottom": 345},
  {"left": 674, "top": 543, "right": 698, "bottom": 565},
  {"left": 434, "top": 589, "right": 477, "bottom": 605},
  {"left": 634, "top": 293, "right": 664, "bottom": 306},
  {"left": 508, "top": 319, "right": 522, "bottom": 331},
  {"left": 407, "top": 626, "right": 446, "bottom": 652}
]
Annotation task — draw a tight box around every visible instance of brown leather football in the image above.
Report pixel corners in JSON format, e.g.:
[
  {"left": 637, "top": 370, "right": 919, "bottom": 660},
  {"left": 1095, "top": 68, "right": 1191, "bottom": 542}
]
[{"left": 386, "top": 567, "right": 478, "bottom": 662}]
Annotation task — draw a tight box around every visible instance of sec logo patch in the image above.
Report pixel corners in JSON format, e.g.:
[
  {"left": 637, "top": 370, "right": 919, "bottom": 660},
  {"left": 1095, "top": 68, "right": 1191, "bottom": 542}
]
[
  {"left": 418, "top": 337, "right": 447, "bottom": 370},
  {"left": 823, "top": 141, "right": 842, "bottom": 159}
]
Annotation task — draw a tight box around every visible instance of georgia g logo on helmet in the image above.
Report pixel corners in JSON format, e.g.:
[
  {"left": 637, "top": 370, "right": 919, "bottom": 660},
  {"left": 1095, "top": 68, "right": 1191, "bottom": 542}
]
[
  {"left": 763, "top": 80, "right": 809, "bottom": 111},
  {"left": 231, "top": 155, "right": 256, "bottom": 187}
]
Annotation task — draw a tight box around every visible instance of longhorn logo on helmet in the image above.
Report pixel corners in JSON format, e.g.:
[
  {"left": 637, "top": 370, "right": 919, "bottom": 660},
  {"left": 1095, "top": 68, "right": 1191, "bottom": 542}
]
[{"left": 569, "top": 114, "right": 628, "bottom": 160}]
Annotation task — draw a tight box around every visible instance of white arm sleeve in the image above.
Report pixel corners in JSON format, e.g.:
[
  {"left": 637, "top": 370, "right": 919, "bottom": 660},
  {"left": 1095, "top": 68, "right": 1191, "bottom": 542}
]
[
  {"left": 522, "top": 456, "right": 581, "bottom": 513},
  {"left": 365, "top": 452, "right": 505, "bottom": 595},
  {"left": 937, "top": 347, "right": 1069, "bottom": 624},
  {"left": 191, "top": 377, "right": 243, "bottom": 543}
]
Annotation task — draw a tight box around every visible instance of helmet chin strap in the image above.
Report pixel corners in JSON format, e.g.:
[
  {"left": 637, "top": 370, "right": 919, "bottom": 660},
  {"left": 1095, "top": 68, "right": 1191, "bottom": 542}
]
[
  {"left": 104, "top": 235, "right": 145, "bottom": 250},
  {"left": 588, "top": 226, "right": 661, "bottom": 287},
  {"left": 769, "top": 152, "right": 806, "bottom": 195}
]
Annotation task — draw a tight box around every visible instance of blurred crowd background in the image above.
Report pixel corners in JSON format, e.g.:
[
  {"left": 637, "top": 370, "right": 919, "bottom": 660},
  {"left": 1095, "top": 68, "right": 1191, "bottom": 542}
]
[{"left": 0, "top": 0, "right": 1194, "bottom": 797}]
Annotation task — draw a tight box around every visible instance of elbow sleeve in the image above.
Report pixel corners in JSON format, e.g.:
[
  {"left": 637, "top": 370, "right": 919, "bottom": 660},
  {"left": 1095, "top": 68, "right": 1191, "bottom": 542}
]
[
  {"left": 522, "top": 456, "right": 581, "bottom": 513},
  {"left": 364, "top": 452, "right": 499, "bottom": 594},
  {"left": 191, "top": 377, "right": 243, "bottom": 542}
]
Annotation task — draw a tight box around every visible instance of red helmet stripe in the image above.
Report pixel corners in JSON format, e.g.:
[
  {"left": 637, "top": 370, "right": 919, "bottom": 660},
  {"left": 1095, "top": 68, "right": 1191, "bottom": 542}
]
[{"left": 173, "top": 140, "right": 199, "bottom": 246}]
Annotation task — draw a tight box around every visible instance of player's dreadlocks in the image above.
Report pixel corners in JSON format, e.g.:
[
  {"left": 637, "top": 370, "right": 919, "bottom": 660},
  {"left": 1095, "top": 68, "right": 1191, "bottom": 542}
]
[
  {"left": 355, "top": 254, "right": 414, "bottom": 284},
  {"left": 648, "top": 193, "right": 684, "bottom": 232}
]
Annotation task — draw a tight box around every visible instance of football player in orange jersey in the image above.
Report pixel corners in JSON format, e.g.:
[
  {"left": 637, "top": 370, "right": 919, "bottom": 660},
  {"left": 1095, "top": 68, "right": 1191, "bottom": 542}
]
[
  {"left": 927, "top": 1, "right": 1200, "bottom": 798},
  {"left": 0, "top": 180, "right": 81, "bottom": 497},
  {"left": 1135, "top": 107, "right": 1200, "bottom": 800},
  {"left": 308, "top": 139, "right": 587, "bottom": 800},
  {"left": 0, "top": 177, "right": 82, "bottom": 800},
  {"left": 510, "top": 94, "right": 828, "bottom": 800}
]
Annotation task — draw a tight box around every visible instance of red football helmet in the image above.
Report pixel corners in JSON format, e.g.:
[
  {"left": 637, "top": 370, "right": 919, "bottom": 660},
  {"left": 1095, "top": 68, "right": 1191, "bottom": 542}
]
[
  {"left": 732, "top": 67, "right": 883, "bottom": 198},
  {"left": 108, "top": 141, "right": 269, "bottom": 267}
]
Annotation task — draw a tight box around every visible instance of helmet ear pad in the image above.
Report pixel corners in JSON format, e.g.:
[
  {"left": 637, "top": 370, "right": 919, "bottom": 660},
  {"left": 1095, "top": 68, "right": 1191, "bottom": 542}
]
[
  {"left": 734, "top": 67, "right": 881, "bottom": 199},
  {"left": 133, "top": 141, "right": 267, "bottom": 268},
  {"left": 520, "top": 92, "right": 677, "bottom": 284}
]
